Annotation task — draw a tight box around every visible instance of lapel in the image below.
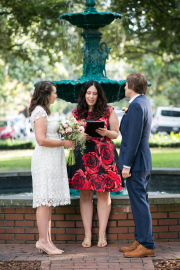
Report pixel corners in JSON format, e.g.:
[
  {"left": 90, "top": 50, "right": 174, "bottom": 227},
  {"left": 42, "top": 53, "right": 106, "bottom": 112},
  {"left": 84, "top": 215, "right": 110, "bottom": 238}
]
[
  {"left": 120, "top": 114, "right": 125, "bottom": 131},
  {"left": 120, "top": 111, "right": 127, "bottom": 131}
]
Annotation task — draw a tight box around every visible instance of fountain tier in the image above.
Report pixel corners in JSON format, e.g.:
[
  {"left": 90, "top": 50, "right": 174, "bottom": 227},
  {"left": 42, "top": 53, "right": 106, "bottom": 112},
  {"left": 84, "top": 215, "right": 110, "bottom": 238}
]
[{"left": 37, "top": 0, "right": 150, "bottom": 102}]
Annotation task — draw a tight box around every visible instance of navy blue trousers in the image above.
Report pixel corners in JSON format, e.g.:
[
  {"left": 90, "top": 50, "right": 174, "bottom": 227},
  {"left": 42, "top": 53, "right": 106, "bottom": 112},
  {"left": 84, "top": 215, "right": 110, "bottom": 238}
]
[{"left": 126, "top": 171, "right": 155, "bottom": 250}]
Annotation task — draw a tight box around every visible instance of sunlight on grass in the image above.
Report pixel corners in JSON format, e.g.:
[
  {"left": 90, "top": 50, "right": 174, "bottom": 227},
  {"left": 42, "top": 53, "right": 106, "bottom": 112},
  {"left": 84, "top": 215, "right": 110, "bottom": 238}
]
[
  {"left": 0, "top": 157, "right": 31, "bottom": 171},
  {"left": 151, "top": 148, "right": 180, "bottom": 168},
  {"left": 0, "top": 150, "right": 34, "bottom": 160},
  {"left": 151, "top": 148, "right": 180, "bottom": 154}
]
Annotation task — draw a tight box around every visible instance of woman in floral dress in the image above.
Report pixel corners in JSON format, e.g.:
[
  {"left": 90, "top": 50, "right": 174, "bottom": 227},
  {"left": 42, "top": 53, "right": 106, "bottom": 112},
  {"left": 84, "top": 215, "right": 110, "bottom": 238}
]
[{"left": 68, "top": 80, "right": 123, "bottom": 248}]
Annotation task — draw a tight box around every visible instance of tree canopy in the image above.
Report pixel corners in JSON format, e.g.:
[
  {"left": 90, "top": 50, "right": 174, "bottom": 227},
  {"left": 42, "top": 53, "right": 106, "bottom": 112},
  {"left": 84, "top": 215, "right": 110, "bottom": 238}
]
[
  {"left": 2, "top": 0, "right": 179, "bottom": 62},
  {"left": 110, "top": 0, "right": 180, "bottom": 58},
  {"left": 0, "top": 0, "right": 180, "bottom": 114}
]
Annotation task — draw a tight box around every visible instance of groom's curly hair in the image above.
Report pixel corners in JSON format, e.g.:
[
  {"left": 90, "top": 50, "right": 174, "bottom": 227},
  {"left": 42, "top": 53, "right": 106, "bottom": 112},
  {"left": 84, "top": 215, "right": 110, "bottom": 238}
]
[
  {"left": 29, "top": 81, "right": 56, "bottom": 116},
  {"left": 126, "top": 73, "right": 148, "bottom": 94},
  {"left": 77, "top": 80, "right": 108, "bottom": 120}
]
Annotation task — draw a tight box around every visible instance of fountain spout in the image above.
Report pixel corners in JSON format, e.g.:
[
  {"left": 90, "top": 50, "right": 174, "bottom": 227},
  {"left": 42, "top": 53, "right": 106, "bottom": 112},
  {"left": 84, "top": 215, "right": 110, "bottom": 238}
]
[{"left": 85, "top": 0, "right": 97, "bottom": 12}]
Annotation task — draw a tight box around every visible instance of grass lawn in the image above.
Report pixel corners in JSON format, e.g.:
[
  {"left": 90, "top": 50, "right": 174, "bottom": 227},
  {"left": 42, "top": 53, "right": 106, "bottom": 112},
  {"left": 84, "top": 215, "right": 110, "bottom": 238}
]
[
  {"left": 151, "top": 148, "right": 180, "bottom": 168},
  {"left": 0, "top": 148, "right": 179, "bottom": 171},
  {"left": 0, "top": 150, "right": 33, "bottom": 171}
]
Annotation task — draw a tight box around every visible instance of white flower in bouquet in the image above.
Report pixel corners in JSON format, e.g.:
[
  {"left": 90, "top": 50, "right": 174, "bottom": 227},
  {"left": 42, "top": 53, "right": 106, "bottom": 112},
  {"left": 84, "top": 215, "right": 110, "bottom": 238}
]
[{"left": 57, "top": 117, "right": 86, "bottom": 165}]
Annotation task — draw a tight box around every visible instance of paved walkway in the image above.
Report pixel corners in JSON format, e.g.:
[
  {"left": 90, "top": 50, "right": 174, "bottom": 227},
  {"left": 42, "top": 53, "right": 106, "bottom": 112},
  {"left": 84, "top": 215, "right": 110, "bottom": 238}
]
[{"left": 0, "top": 242, "right": 180, "bottom": 270}]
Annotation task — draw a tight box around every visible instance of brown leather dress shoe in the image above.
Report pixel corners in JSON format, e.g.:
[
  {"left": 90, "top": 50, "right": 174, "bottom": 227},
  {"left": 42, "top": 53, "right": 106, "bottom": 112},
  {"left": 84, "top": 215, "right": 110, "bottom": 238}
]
[
  {"left": 123, "top": 244, "right": 156, "bottom": 258},
  {"left": 119, "top": 240, "right": 139, "bottom": 252}
]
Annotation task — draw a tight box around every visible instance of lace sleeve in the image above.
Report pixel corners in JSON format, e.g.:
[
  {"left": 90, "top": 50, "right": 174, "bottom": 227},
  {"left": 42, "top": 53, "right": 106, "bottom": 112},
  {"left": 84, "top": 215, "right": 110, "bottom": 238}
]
[{"left": 30, "top": 106, "right": 47, "bottom": 132}]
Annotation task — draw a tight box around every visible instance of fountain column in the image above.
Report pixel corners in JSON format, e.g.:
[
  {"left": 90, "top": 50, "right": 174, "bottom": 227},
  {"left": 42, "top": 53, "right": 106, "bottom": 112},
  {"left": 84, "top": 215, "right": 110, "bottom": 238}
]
[{"left": 80, "top": 31, "right": 111, "bottom": 80}]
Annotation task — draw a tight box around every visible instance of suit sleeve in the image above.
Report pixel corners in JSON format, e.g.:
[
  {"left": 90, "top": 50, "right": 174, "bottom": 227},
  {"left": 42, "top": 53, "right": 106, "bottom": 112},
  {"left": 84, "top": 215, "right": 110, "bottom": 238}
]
[{"left": 124, "top": 103, "right": 144, "bottom": 167}]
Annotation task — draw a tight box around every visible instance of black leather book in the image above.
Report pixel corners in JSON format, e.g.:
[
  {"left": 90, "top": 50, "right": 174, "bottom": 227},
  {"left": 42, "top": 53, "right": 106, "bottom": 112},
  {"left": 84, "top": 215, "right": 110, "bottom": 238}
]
[{"left": 86, "top": 121, "right": 105, "bottom": 137}]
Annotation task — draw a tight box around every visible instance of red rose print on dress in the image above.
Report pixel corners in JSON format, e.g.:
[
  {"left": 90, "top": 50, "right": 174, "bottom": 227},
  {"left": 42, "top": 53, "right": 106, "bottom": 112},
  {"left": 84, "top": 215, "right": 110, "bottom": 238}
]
[
  {"left": 104, "top": 171, "right": 121, "bottom": 191},
  {"left": 88, "top": 174, "right": 104, "bottom": 191},
  {"left": 72, "top": 109, "right": 79, "bottom": 121},
  {"left": 72, "top": 169, "right": 86, "bottom": 189},
  {"left": 111, "top": 163, "right": 119, "bottom": 173},
  {"left": 84, "top": 121, "right": 87, "bottom": 131},
  {"left": 94, "top": 140, "right": 102, "bottom": 155},
  {"left": 100, "top": 143, "right": 114, "bottom": 165},
  {"left": 82, "top": 152, "right": 101, "bottom": 174},
  {"left": 106, "top": 138, "right": 115, "bottom": 150},
  {"left": 68, "top": 177, "right": 73, "bottom": 188}
]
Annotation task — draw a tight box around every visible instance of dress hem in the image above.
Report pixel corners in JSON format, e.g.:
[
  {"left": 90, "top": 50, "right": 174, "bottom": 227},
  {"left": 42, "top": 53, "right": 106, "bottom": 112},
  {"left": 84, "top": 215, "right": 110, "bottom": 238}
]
[
  {"left": 33, "top": 199, "right": 71, "bottom": 208},
  {"left": 69, "top": 187, "right": 123, "bottom": 192}
]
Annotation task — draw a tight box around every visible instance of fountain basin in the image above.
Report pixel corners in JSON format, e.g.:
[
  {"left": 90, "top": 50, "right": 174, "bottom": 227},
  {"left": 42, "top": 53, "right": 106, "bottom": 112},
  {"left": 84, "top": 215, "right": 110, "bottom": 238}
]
[
  {"left": 0, "top": 168, "right": 179, "bottom": 195},
  {"left": 48, "top": 79, "right": 151, "bottom": 103},
  {"left": 60, "top": 12, "right": 122, "bottom": 30},
  {"left": 53, "top": 79, "right": 126, "bottom": 103}
]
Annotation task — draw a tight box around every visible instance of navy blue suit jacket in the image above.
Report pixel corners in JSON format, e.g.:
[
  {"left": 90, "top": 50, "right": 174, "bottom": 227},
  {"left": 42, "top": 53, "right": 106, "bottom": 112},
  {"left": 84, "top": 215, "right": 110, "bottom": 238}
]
[{"left": 119, "top": 95, "right": 152, "bottom": 172}]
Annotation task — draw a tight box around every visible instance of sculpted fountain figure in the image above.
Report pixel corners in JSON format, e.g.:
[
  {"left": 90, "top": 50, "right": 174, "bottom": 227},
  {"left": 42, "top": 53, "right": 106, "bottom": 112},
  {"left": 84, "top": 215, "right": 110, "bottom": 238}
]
[{"left": 54, "top": 0, "right": 126, "bottom": 103}]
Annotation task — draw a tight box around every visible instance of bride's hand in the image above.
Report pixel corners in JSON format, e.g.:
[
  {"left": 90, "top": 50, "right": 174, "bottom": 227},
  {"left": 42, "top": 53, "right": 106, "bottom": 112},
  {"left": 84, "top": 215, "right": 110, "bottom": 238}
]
[{"left": 63, "top": 140, "right": 75, "bottom": 149}]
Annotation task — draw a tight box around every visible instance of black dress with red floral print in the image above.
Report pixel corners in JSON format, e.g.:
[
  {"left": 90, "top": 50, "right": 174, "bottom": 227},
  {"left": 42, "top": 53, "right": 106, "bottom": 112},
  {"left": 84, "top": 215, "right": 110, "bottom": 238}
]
[{"left": 67, "top": 105, "right": 123, "bottom": 192}]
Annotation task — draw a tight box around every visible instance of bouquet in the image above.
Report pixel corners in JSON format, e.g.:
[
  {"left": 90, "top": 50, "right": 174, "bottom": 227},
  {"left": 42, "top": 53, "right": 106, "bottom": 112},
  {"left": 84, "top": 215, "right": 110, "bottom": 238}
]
[{"left": 58, "top": 117, "right": 86, "bottom": 166}]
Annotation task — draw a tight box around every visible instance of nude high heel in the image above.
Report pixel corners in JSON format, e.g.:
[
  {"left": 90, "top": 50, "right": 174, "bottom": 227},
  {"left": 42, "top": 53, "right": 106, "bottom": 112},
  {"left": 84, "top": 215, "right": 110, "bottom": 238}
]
[
  {"left": 36, "top": 241, "right": 43, "bottom": 253},
  {"left": 36, "top": 241, "right": 63, "bottom": 255}
]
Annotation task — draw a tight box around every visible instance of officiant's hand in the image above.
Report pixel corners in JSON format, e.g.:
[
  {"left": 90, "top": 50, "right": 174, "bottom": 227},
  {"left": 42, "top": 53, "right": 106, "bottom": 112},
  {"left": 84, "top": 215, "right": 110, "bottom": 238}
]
[
  {"left": 85, "top": 133, "right": 92, "bottom": 141},
  {"left": 96, "top": 126, "right": 107, "bottom": 137}
]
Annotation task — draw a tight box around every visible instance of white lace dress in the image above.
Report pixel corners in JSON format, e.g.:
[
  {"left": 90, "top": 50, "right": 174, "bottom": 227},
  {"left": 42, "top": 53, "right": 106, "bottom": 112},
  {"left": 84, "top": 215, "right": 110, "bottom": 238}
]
[{"left": 30, "top": 106, "right": 71, "bottom": 208}]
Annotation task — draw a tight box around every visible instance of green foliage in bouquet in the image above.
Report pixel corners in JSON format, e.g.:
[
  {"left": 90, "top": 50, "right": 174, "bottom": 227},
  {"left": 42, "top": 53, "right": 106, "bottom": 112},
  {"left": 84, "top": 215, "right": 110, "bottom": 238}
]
[{"left": 58, "top": 117, "right": 86, "bottom": 165}]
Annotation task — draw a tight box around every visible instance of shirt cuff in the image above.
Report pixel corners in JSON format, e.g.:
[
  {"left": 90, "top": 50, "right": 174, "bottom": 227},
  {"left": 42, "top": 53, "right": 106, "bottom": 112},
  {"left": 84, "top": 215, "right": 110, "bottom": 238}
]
[{"left": 123, "top": 165, "right": 131, "bottom": 169}]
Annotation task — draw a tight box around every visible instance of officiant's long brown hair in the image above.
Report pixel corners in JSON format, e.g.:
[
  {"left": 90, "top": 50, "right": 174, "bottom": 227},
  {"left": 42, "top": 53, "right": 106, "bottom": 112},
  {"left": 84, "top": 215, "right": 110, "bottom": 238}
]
[
  {"left": 77, "top": 80, "right": 108, "bottom": 120},
  {"left": 29, "top": 81, "right": 56, "bottom": 116}
]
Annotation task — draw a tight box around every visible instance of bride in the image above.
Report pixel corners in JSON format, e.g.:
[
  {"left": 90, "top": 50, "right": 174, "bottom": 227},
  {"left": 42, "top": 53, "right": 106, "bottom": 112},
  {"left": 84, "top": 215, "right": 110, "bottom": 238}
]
[{"left": 29, "top": 81, "right": 75, "bottom": 255}]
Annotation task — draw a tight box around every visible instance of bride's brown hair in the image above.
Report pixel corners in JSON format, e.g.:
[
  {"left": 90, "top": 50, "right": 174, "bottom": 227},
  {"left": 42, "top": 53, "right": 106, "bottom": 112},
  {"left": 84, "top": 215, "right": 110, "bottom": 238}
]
[{"left": 29, "top": 81, "right": 56, "bottom": 116}]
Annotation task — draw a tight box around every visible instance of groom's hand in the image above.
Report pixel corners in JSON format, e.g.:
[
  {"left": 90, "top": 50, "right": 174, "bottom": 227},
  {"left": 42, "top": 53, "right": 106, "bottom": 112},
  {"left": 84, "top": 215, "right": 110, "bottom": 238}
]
[{"left": 122, "top": 167, "right": 131, "bottom": 178}]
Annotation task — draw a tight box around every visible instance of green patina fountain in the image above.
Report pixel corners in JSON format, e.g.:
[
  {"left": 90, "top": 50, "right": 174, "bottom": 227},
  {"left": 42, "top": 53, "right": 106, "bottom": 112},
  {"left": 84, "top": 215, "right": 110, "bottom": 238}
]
[
  {"left": 52, "top": 0, "right": 126, "bottom": 103},
  {"left": 46, "top": 0, "right": 149, "bottom": 103}
]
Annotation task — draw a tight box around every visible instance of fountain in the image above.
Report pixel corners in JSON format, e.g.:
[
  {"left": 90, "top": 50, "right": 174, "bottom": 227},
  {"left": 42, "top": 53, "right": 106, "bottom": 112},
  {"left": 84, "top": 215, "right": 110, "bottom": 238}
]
[
  {"left": 51, "top": 0, "right": 126, "bottom": 103},
  {"left": 36, "top": 0, "right": 150, "bottom": 102}
]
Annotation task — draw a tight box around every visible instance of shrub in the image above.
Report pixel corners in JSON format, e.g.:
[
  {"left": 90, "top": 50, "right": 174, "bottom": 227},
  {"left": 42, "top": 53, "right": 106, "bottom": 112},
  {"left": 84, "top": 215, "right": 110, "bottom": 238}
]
[
  {"left": 0, "top": 139, "right": 35, "bottom": 150},
  {"left": 113, "top": 132, "right": 180, "bottom": 148},
  {"left": 0, "top": 132, "right": 180, "bottom": 150}
]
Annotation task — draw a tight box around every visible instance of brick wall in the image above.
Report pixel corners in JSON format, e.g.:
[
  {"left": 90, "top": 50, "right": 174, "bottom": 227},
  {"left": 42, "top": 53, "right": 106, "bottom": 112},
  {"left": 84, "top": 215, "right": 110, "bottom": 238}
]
[{"left": 0, "top": 198, "right": 180, "bottom": 244}]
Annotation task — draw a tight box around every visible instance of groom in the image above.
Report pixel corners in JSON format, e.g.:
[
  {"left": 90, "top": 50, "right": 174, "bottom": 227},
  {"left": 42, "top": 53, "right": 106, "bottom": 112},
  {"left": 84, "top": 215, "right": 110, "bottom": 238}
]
[{"left": 119, "top": 73, "right": 156, "bottom": 258}]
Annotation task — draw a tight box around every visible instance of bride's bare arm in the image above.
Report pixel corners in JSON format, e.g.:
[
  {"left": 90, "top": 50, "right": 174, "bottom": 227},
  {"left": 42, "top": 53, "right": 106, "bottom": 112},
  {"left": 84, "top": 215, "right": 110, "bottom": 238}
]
[{"left": 34, "top": 117, "right": 75, "bottom": 148}]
